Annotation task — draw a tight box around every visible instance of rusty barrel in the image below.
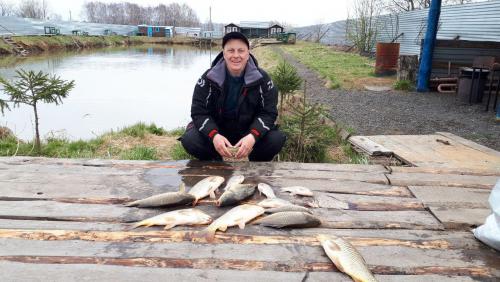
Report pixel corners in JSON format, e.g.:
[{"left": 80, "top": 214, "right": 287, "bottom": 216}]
[{"left": 375, "top": 42, "right": 400, "bottom": 76}]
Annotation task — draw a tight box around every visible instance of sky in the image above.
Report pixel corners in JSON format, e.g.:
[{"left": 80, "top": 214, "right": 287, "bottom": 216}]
[{"left": 8, "top": 0, "right": 350, "bottom": 27}]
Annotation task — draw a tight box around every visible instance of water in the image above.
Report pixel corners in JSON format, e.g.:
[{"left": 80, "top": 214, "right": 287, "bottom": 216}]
[{"left": 0, "top": 45, "right": 214, "bottom": 141}]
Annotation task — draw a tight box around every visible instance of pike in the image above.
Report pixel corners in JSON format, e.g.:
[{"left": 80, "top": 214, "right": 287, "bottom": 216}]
[
  {"left": 131, "top": 208, "right": 213, "bottom": 230},
  {"left": 257, "top": 183, "right": 276, "bottom": 198},
  {"left": 125, "top": 183, "right": 195, "bottom": 208},
  {"left": 280, "top": 186, "right": 314, "bottom": 197},
  {"left": 188, "top": 176, "right": 225, "bottom": 206},
  {"left": 255, "top": 211, "right": 321, "bottom": 228},
  {"left": 217, "top": 183, "right": 256, "bottom": 207},
  {"left": 223, "top": 175, "right": 245, "bottom": 191},
  {"left": 198, "top": 204, "right": 265, "bottom": 242},
  {"left": 318, "top": 234, "right": 378, "bottom": 282}
]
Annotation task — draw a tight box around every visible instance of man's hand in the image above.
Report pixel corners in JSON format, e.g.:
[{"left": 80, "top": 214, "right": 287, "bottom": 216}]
[
  {"left": 212, "top": 134, "right": 233, "bottom": 158},
  {"left": 234, "top": 134, "right": 256, "bottom": 159}
]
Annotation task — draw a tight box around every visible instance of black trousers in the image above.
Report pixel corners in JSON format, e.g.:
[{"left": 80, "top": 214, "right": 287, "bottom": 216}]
[{"left": 180, "top": 125, "right": 286, "bottom": 162}]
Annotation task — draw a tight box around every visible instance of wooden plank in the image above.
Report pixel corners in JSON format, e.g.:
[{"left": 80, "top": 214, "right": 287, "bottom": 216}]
[
  {"left": 267, "top": 179, "right": 412, "bottom": 197},
  {"left": 390, "top": 166, "right": 500, "bottom": 177},
  {"left": 436, "top": 132, "right": 500, "bottom": 158},
  {"left": 348, "top": 136, "right": 393, "bottom": 156},
  {"left": 388, "top": 172, "right": 497, "bottom": 189},
  {"left": 310, "top": 273, "right": 480, "bottom": 282},
  {"left": 0, "top": 201, "right": 443, "bottom": 230},
  {"left": 0, "top": 262, "right": 309, "bottom": 282},
  {"left": 0, "top": 236, "right": 498, "bottom": 273},
  {"left": 313, "top": 192, "right": 424, "bottom": 211},
  {"left": 267, "top": 170, "right": 389, "bottom": 184},
  {"left": 428, "top": 207, "right": 492, "bottom": 229},
  {"left": 409, "top": 186, "right": 491, "bottom": 209}
]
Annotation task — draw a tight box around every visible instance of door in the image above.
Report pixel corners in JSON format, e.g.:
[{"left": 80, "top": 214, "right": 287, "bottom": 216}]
[{"left": 147, "top": 27, "right": 153, "bottom": 37}]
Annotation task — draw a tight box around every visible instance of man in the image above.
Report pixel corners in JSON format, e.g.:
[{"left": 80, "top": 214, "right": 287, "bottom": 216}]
[{"left": 180, "top": 32, "right": 286, "bottom": 161}]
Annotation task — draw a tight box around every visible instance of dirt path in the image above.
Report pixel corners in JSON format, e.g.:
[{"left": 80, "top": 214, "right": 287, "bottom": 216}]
[{"left": 276, "top": 47, "right": 500, "bottom": 151}]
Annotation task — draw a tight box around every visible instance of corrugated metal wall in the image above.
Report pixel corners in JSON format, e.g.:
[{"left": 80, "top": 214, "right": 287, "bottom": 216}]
[{"left": 293, "top": 0, "right": 500, "bottom": 55}]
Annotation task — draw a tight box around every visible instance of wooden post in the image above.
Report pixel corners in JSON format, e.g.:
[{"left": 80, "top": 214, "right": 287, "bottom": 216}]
[{"left": 397, "top": 55, "right": 419, "bottom": 82}]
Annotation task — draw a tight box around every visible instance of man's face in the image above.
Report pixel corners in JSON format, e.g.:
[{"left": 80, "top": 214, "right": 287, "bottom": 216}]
[{"left": 223, "top": 39, "right": 250, "bottom": 76}]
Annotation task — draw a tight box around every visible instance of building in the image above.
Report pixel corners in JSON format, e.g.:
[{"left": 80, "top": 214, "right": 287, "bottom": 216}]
[
  {"left": 224, "top": 21, "right": 284, "bottom": 38},
  {"left": 137, "top": 25, "right": 173, "bottom": 37}
]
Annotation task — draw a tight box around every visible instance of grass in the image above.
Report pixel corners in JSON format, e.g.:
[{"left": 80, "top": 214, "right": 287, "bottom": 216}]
[
  {"left": 0, "top": 122, "right": 187, "bottom": 160},
  {"left": 281, "top": 41, "right": 395, "bottom": 90},
  {"left": 393, "top": 79, "right": 415, "bottom": 91},
  {"left": 251, "top": 45, "right": 282, "bottom": 73}
]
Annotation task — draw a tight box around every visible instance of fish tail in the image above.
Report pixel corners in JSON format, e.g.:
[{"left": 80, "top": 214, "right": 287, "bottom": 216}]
[
  {"left": 131, "top": 221, "right": 145, "bottom": 229},
  {"left": 124, "top": 201, "right": 138, "bottom": 207}
]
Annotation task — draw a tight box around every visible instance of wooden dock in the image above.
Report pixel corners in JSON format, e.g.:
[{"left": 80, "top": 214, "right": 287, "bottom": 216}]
[{"left": 0, "top": 157, "right": 498, "bottom": 281}]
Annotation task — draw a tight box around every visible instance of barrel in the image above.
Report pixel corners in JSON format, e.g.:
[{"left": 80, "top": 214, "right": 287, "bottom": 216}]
[{"left": 375, "top": 42, "right": 400, "bottom": 76}]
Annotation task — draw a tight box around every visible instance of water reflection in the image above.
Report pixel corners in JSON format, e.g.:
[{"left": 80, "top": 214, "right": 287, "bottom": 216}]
[{"left": 0, "top": 45, "right": 214, "bottom": 141}]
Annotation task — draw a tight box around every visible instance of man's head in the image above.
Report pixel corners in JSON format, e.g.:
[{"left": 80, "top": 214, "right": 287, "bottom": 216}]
[{"left": 222, "top": 32, "right": 250, "bottom": 77}]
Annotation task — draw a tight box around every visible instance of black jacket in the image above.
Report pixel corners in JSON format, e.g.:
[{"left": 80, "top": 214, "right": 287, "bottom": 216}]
[{"left": 190, "top": 52, "right": 278, "bottom": 141}]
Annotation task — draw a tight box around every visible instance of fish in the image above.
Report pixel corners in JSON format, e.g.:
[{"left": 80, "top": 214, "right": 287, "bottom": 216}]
[
  {"left": 317, "top": 234, "right": 378, "bottom": 282},
  {"left": 257, "top": 198, "right": 293, "bottom": 208},
  {"left": 255, "top": 211, "right": 321, "bottom": 228},
  {"left": 131, "top": 208, "right": 213, "bottom": 230},
  {"left": 217, "top": 183, "right": 256, "bottom": 207},
  {"left": 265, "top": 204, "right": 312, "bottom": 214},
  {"left": 125, "top": 183, "right": 195, "bottom": 208},
  {"left": 188, "top": 176, "right": 225, "bottom": 206},
  {"left": 257, "top": 183, "right": 276, "bottom": 198},
  {"left": 223, "top": 175, "right": 245, "bottom": 191},
  {"left": 280, "top": 186, "right": 314, "bottom": 197},
  {"left": 199, "top": 204, "right": 265, "bottom": 241}
]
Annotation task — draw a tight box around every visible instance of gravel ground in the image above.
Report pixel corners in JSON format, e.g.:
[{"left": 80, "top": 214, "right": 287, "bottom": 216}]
[{"left": 278, "top": 49, "right": 500, "bottom": 151}]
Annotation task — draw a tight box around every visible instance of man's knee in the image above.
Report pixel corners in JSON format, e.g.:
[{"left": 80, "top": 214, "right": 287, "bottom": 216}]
[
  {"left": 180, "top": 127, "right": 217, "bottom": 160},
  {"left": 250, "top": 129, "right": 286, "bottom": 161}
]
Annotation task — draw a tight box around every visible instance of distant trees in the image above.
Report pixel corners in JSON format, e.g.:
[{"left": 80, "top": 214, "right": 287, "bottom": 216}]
[
  {"left": 16, "top": 0, "right": 48, "bottom": 19},
  {"left": 346, "top": 0, "right": 382, "bottom": 54},
  {"left": 311, "top": 21, "right": 330, "bottom": 43},
  {"left": 82, "top": 1, "right": 201, "bottom": 27},
  {"left": 387, "top": 0, "right": 474, "bottom": 12},
  {"left": 0, "top": 1, "right": 15, "bottom": 16}
]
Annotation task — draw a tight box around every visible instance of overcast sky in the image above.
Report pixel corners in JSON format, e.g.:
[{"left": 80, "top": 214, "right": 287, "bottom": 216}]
[{"left": 8, "top": 0, "right": 350, "bottom": 27}]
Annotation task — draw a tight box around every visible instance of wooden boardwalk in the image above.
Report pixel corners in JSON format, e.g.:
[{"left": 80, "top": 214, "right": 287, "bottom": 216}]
[{"left": 0, "top": 157, "right": 498, "bottom": 281}]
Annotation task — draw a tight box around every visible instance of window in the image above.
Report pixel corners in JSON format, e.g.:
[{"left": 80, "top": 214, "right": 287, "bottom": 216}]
[
  {"left": 155, "top": 27, "right": 160, "bottom": 32},
  {"left": 271, "top": 28, "right": 276, "bottom": 34},
  {"left": 227, "top": 27, "right": 232, "bottom": 33},
  {"left": 232, "top": 27, "right": 238, "bottom": 32}
]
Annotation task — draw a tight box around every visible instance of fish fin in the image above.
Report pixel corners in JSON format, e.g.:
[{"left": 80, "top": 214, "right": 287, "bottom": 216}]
[
  {"left": 209, "top": 190, "right": 216, "bottom": 199},
  {"left": 215, "top": 200, "right": 221, "bottom": 207},
  {"left": 192, "top": 198, "right": 199, "bottom": 207},
  {"left": 218, "top": 225, "right": 228, "bottom": 232},
  {"left": 131, "top": 220, "right": 146, "bottom": 229},
  {"left": 179, "top": 182, "right": 185, "bottom": 193},
  {"left": 237, "top": 221, "right": 246, "bottom": 229},
  {"left": 163, "top": 224, "right": 176, "bottom": 230}
]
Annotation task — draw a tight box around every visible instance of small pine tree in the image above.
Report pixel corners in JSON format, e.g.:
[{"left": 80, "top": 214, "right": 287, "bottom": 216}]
[
  {"left": 0, "top": 69, "right": 75, "bottom": 153},
  {"left": 270, "top": 60, "right": 302, "bottom": 121}
]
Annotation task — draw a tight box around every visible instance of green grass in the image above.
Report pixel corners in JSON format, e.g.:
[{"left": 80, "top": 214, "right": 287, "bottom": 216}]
[
  {"left": 120, "top": 145, "right": 158, "bottom": 160},
  {"left": 117, "top": 122, "right": 167, "bottom": 138},
  {"left": 170, "top": 143, "right": 193, "bottom": 160},
  {"left": 281, "top": 41, "right": 382, "bottom": 90}
]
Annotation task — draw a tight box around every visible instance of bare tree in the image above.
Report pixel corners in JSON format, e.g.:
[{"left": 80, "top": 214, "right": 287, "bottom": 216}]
[
  {"left": 0, "top": 0, "right": 15, "bottom": 16},
  {"left": 387, "top": 0, "right": 474, "bottom": 12},
  {"left": 310, "top": 21, "right": 330, "bottom": 43},
  {"left": 346, "top": 0, "right": 383, "bottom": 54},
  {"left": 17, "top": 0, "right": 49, "bottom": 19}
]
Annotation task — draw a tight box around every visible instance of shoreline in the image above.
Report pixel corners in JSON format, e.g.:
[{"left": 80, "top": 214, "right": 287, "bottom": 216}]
[{"left": 0, "top": 35, "right": 220, "bottom": 57}]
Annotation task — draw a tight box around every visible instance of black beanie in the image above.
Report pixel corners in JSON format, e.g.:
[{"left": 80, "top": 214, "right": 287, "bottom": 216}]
[{"left": 222, "top": 31, "right": 250, "bottom": 49}]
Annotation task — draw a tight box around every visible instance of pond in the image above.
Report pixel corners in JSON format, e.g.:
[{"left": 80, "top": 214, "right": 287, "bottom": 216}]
[{"left": 0, "top": 45, "right": 215, "bottom": 141}]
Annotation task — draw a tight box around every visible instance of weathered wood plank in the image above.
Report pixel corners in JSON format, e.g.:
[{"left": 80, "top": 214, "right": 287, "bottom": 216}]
[
  {"left": 0, "top": 201, "right": 443, "bottom": 230},
  {"left": 388, "top": 172, "right": 497, "bottom": 189},
  {"left": 0, "top": 237, "right": 498, "bottom": 274},
  {"left": 391, "top": 166, "right": 500, "bottom": 177},
  {"left": 348, "top": 136, "right": 393, "bottom": 156},
  {"left": 0, "top": 262, "right": 310, "bottom": 282},
  {"left": 436, "top": 132, "right": 500, "bottom": 158},
  {"left": 267, "top": 178, "right": 412, "bottom": 197},
  {"left": 310, "top": 273, "right": 480, "bottom": 282},
  {"left": 428, "top": 207, "right": 492, "bottom": 229},
  {"left": 267, "top": 170, "right": 389, "bottom": 184},
  {"left": 409, "top": 186, "right": 491, "bottom": 209},
  {"left": 313, "top": 192, "right": 424, "bottom": 211}
]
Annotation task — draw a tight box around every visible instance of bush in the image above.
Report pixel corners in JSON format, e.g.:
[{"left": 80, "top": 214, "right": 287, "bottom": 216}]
[
  {"left": 120, "top": 122, "right": 166, "bottom": 138},
  {"left": 393, "top": 80, "right": 414, "bottom": 91},
  {"left": 170, "top": 142, "right": 193, "bottom": 160}
]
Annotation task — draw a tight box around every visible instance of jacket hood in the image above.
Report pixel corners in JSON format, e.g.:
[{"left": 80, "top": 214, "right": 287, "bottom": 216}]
[{"left": 206, "top": 51, "right": 263, "bottom": 88}]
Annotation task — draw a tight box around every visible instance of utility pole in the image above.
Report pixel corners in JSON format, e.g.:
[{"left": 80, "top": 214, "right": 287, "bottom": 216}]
[
  {"left": 417, "top": 0, "right": 442, "bottom": 92},
  {"left": 69, "top": 10, "right": 72, "bottom": 21},
  {"left": 209, "top": 6, "right": 213, "bottom": 31}
]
